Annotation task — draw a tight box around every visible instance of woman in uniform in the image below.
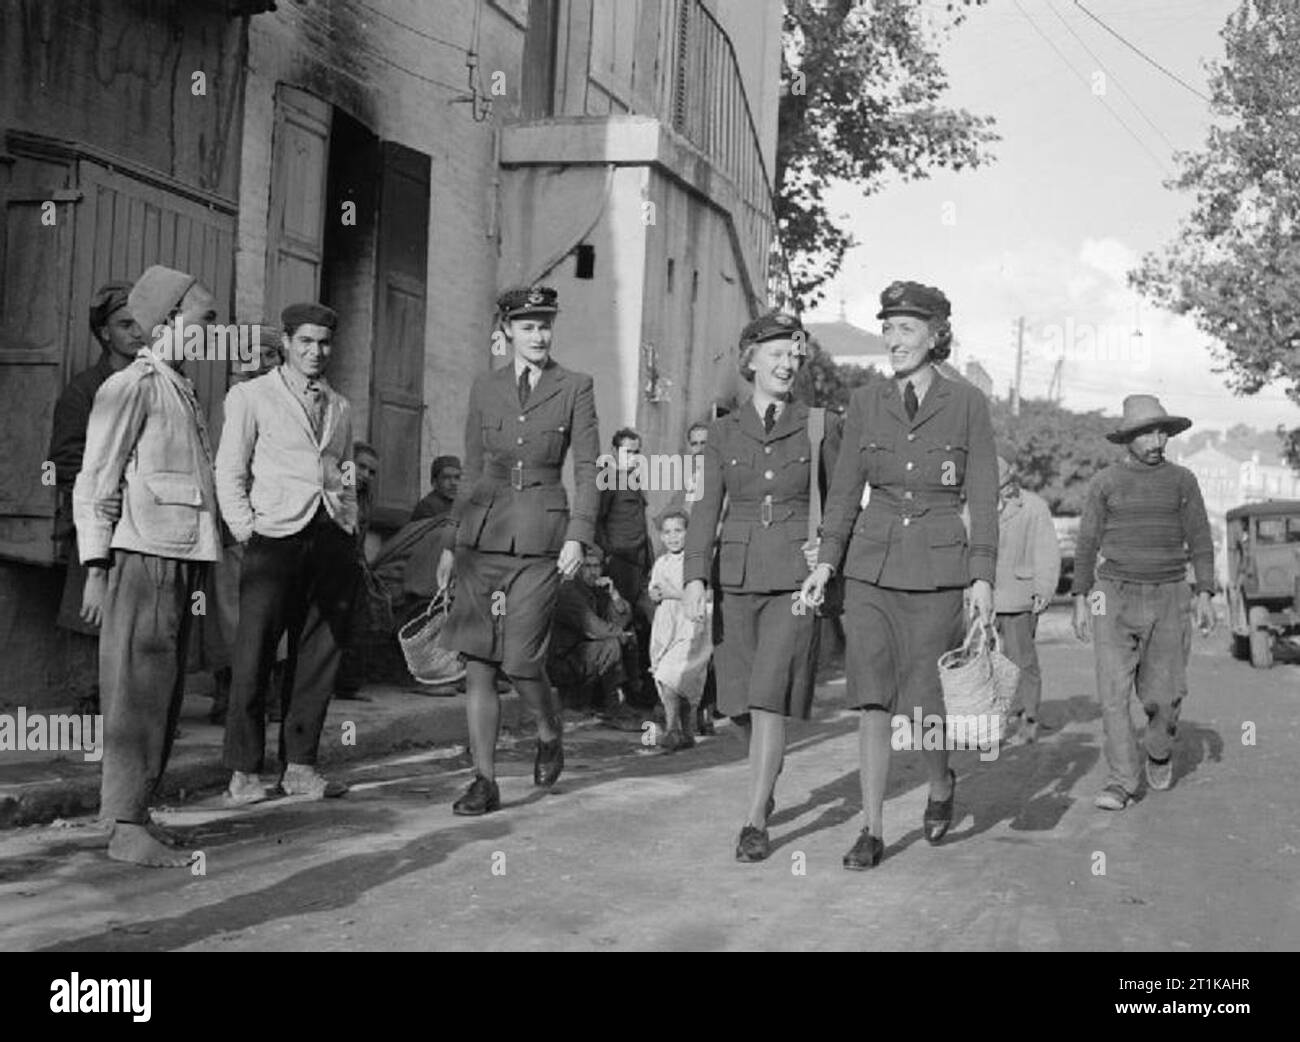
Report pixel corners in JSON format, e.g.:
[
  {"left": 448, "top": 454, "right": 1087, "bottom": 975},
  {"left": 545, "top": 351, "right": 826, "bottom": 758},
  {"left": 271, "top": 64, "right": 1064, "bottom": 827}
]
[
  {"left": 436, "top": 286, "right": 601, "bottom": 815},
  {"left": 682, "top": 311, "right": 839, "bottom": 863},
  {"left": 802, "top": 281, "right": 997, "bottom": 869}
]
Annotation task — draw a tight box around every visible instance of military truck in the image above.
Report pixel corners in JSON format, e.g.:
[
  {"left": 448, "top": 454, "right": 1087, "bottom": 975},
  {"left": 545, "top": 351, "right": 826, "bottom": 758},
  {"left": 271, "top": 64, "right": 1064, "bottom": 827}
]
[{"left": 1226, "top": 500, "right": 1300, "bottom": 668}]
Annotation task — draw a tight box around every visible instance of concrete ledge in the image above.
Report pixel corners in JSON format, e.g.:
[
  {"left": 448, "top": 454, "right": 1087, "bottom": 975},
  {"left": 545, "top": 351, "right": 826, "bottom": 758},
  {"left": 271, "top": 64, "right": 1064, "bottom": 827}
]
[{"left": 0, "top": 685, "right": 522, "bottom": 830}]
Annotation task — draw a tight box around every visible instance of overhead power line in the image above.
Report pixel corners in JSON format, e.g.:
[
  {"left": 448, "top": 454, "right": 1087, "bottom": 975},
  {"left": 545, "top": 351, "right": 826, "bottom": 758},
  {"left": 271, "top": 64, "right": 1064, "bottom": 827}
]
[
  {"left": 1012, "top": 0, "right": 1172, "bottom": 175},
  {"left": 1073, "top": 0, "right": 1213, "bottom": 103},
  {"left": 1046, "top": 0, "right": 1180, "bottom": 155}
]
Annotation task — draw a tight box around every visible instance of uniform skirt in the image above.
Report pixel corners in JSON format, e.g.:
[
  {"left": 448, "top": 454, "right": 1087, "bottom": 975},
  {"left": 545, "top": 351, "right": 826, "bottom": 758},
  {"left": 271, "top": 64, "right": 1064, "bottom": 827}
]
[
  {"left": 441, "top": 547, "right": 559, "bottom": 679},
  {"left": 714, "top": 589, "right": 819, "bottom": 720},
  {"left": 842, "top": 579, "right": 965, "bottom": 716}
]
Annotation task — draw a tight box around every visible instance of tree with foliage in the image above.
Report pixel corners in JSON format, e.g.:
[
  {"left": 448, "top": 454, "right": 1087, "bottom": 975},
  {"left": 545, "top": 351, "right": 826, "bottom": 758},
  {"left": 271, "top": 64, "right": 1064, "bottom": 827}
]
[
  {"left": 990, "top": 397, "right": 1122, "bottom": 515},
  {"left": 795, "top": 339, "right": 885, "bottom": 411},
  {"left": 1132, "top": 0, "right": 1300, "bottom": 470},
  {"left": 778, "top": 0, "right": 999, "bottom": 307}
]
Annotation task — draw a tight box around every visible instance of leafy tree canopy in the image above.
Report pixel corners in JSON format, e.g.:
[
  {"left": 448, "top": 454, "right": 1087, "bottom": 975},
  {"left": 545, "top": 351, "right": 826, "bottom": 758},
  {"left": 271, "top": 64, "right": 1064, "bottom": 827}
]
[
  {"left": 778, "top": 0, "right": 999, "bottom": 306},
  {"left": 1132, "top": 0, "right": 1300, "bottom": 469}
]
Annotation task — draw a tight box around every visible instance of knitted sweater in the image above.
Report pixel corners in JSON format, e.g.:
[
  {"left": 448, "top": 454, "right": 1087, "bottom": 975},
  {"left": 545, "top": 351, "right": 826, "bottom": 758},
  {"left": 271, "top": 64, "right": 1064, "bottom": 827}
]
[{"left": 1072, "top": 459, "right": 1215, "bottom": 595}]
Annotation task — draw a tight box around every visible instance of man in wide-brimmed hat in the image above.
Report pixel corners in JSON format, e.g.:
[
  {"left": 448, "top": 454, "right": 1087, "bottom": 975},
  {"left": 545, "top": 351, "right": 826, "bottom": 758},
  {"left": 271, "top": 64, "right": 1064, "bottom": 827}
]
[{"left": 1071, "top": 395, "right": 1216, "bottom": 810}]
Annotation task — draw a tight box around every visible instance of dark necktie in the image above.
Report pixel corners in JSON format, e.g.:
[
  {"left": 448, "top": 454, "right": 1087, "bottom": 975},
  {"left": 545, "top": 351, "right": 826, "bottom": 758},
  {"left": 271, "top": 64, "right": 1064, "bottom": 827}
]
[
  {"left": 517, "top": 367, "right": 531, "bottom": 407},
  {"left": 904, "top": 380, "right": 919, "bottom": 421},
  {"left": 763, "top": 403, "right": 777, "bottom": 434}
]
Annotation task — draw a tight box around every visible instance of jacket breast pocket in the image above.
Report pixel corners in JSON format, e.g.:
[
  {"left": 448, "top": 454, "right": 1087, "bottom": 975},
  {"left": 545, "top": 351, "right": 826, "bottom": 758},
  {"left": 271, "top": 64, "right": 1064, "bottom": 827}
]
[
  {"left": 480, "top": 415, "right": 504, "bottom": 453},
  {"left": 860, "top": 437, "right": 894, "bottom": 486},
  {"left": 138, "top": 472, "right": 201, "bottom": 546},
  {"left": 927, "top": 440, "right": 968, "bottom": 489},
  {"left": 540, "top": 423, "right": 569, "bottom": 462}
]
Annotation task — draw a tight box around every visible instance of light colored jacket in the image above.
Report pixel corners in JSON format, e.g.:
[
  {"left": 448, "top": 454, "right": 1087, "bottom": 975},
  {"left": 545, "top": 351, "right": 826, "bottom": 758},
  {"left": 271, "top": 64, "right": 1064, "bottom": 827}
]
[
  {"left": 994, "top": 487, "right": 1061, "bottom": 613},
  {"left": 215, "top": 369, "right": 356, "bottom": 542},
  {"left": 74, "top": 350, "right": 221, "bottom": 564}
]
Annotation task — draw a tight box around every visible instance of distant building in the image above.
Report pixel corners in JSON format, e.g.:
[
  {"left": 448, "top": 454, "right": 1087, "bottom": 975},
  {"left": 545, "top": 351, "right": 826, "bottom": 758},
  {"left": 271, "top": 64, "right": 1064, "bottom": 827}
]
[
  {"left": 964, "top": 360, "right": 993, "bottom": 398},
  {"left": 1170, "top": 441, "right": 1300, "bottom": 588},
  {"left": 806, "top": 317, "right": 887, "bottom": 369}
]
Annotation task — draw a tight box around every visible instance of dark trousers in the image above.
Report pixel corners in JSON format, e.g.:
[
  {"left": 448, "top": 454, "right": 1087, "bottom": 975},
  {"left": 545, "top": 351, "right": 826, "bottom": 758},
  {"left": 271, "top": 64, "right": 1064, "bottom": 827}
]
[
  {"left": 995, "top": 611, "right": 1042, "bottom": 719},
  {"left": 549, "top": 637, "right": 626, "bottom": 709},
  {"left": 222, "top": 510, "right": 359, "bottom": 773},
  {"left": 606, "top": 546, "right": 653, "bottom": 703},
  {"left": 99, "top": 552, "right": 206, "bottom": 822}
]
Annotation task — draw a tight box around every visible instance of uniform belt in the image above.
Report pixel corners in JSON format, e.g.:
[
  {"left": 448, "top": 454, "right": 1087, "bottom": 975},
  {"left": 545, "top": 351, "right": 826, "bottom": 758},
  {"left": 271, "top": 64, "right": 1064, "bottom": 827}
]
[
  {"left": 484, "top": 461, "right": 562, "bottom": 490},
  {"left": 727, "top": 498, "right": 809, "bottom": 527}
]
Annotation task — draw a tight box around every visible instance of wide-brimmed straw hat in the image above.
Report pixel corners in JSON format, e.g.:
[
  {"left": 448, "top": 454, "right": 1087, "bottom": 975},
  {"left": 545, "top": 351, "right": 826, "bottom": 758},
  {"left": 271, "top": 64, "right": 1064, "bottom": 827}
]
[{"left": 1105, "top": 394, "right": 1192, "bottom": 443}]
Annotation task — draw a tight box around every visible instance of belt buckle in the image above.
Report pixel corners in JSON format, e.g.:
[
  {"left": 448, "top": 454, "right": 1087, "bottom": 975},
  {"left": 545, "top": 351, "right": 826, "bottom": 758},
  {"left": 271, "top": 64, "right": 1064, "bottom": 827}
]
[
  {"left": 511, "top": 460, "right": 524, "bottom": 491},
  {"left": 760, "top": 495, "right": 773, "bottom": 527}
]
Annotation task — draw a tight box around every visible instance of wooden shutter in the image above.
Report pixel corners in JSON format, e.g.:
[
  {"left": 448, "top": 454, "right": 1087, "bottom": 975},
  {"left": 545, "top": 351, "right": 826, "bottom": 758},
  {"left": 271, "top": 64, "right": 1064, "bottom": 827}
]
[
  {"left": 370, "top": 142, "right": 430, "bottom": 528},
  {"left": 72, "top": 160, "right": 236, "bottom": 428},
  {"left": 0, "top": 153, "right": 77, "bottom": 564},
  {"left": 265, "top": 86, "right": 331, "bottom": 317}
]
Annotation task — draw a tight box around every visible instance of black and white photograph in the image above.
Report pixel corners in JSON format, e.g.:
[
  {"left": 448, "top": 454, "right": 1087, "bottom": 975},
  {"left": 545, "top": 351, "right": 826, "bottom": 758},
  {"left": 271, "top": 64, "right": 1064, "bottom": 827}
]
[{"left": 0, "top": 0, "right": 1295, "bottom": 980}]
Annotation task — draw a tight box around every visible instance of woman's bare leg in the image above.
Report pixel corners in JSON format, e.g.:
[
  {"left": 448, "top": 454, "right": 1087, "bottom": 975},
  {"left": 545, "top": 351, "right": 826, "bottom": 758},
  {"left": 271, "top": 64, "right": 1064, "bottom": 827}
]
[
  {"left": 510, "top": 675, "right": 560, "bottom": 744},
  {"left": 746, "top": 709, "right": 786, "bottom": 828},
  {"left": 859, "top": 709, "right": 892, "bottom": 836},
  {"left": 465, "top": 661, "right": 501, "bottom": 779}
]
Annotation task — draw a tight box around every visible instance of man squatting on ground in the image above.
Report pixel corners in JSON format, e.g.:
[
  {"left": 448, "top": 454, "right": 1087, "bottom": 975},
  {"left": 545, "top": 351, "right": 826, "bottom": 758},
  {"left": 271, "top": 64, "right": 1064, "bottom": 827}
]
[
  {"left": 216, "top": 303, "right": 359, "bottom": 805},
  {"left": 1072, "top": 394, "right": 1217, "bottom": 811},
  {"left": 74, "top": 265, "right": 221, "bottom": 868}
]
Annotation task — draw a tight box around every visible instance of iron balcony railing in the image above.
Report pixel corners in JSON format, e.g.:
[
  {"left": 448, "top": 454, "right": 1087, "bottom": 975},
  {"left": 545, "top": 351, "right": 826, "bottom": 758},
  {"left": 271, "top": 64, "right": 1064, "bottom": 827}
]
[{"left": 661, "top": 0, "right": 792, "bottom": 308}]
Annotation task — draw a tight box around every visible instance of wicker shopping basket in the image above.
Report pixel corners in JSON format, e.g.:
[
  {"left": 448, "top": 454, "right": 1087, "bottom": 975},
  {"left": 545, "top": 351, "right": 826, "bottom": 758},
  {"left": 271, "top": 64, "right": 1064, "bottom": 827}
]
[
  {"left": 937, "top": 615, "right": 1020, "bottom": 744},
  {"left": 398, "top": 585, "right": 466, "bottom": 686}
]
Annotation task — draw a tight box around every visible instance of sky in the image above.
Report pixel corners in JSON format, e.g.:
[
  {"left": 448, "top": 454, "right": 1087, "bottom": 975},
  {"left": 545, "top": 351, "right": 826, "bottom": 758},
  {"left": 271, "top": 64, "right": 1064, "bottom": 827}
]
[{"left": 802, "top": 0, "right": 1298, "bottom": 435}]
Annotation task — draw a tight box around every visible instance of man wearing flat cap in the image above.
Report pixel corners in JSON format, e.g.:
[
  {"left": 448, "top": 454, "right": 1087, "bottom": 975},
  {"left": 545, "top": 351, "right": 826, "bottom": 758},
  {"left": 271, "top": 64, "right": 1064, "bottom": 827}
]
[
  {"left": 1072, "top": 394, "right": 1216, "bottom": 810},
  {"left": 216, "top": 301, "right": 359, "bottom": 804},
  {"left": 74, "top": 264, "right": 221, "bottom": 867},
  {"left": 47, "top": 281, "right": 146, "bottom": 713}
]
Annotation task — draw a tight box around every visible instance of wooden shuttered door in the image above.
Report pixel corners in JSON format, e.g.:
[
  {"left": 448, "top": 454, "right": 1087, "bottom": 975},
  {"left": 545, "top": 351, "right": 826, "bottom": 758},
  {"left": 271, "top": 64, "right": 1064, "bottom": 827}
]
[
  {"left": 265, "top": 86, "right": 331, "bottom": 318},
  {"left": 72, "top": 161, "right": 236, "bottom": 433},
  {"left": 370, "top": 142, "right": 430, "bottom": 528},
  {"left": 0, "top": 143, "right": 235, "bottom": 565},
  {"left": 0, "top": 151, "right": 77, "bottom": 564}
]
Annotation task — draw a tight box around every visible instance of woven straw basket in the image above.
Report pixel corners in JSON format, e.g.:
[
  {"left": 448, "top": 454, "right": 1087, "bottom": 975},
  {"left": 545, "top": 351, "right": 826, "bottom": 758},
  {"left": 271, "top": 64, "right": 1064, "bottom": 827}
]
[
  {"left": 398, "top": 586, "right": 466, "bottom": 686},
  {"left": 937, "top": 616, "right": 1020, "bottom": 744}
]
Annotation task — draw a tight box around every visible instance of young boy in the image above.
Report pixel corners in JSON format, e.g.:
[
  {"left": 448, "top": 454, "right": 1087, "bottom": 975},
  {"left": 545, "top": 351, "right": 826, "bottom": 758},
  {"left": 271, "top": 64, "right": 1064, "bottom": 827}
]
[{"left": 648, "top": 509, "right": 712, "bottom": 750}]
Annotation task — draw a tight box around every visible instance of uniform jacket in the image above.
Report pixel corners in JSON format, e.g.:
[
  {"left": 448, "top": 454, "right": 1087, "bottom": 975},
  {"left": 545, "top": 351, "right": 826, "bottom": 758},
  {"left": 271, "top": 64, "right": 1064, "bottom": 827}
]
[
  {"left": 993, "top": 487, "right": 1060, "bottom": 612},
  {"left": 450, "top": 359, "right": 600, "bottom": 555},
  {"left": 215, "top": 369, "right": 357, "bottom": 542},
  {"left": 684, "top": 399, "right": 842, "bottom": 593},
  {"left": 820, "top": 371, "right": 998, "bottom": 591},
  {"left": 73, "top": 350, "right": 221, "bottom": 565}
]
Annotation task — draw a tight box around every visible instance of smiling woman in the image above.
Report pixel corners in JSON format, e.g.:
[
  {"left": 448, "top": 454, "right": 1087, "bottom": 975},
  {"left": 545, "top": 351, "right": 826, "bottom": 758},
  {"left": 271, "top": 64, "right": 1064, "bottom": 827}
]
[
  {"left": 435, "top": 286, "right": 602, "bottom": 817},
  {"left": 803, "top": 280, "right": 999, "bottom": 870},
  {"left": 682, "top": 309, "right": 842, "bottom": 864}
]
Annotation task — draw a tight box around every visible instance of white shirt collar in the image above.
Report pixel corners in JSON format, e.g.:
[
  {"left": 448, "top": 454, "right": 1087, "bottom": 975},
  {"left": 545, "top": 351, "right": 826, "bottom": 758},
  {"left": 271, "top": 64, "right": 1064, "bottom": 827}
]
[{"left": 514, "top": 356, "right": 543, "bottom": 382}]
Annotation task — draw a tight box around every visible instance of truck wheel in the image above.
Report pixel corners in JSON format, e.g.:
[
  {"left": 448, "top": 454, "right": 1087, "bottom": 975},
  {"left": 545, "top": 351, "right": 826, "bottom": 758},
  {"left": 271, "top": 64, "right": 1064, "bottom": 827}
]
[
  {"left": 1248, "top": 606, "right": 1273, "bottom": 669},
  {"left": 1231, "top": 633, "right": 1250, "bottom": 660}
]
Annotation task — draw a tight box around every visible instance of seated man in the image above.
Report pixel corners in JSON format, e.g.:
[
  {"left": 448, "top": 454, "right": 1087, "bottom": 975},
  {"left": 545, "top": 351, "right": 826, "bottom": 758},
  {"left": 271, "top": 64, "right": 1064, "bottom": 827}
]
[
  {"left": 548, "top": 546, "right": 639, "bottom": 719},
  {"left": 410, "top": 455, "right": 461, "bottom": 523}
]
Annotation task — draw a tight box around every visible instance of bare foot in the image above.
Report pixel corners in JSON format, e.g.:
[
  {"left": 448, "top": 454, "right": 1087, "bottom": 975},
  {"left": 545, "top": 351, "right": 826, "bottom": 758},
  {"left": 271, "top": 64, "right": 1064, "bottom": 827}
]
[{"left": 107, "top": 823, "right": 195, "bottom": 868}]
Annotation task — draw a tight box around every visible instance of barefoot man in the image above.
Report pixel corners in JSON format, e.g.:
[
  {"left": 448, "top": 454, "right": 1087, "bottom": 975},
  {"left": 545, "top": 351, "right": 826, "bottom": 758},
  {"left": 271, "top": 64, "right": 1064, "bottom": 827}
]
[{"left": 74, "top": 265, "right": 222, "bottom": 866}]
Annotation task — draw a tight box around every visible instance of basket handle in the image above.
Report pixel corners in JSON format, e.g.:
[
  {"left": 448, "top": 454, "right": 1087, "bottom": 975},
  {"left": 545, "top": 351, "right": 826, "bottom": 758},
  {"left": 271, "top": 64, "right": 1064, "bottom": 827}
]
[{"left": 960, "top": 614, "right": 988, "bottom": 656}]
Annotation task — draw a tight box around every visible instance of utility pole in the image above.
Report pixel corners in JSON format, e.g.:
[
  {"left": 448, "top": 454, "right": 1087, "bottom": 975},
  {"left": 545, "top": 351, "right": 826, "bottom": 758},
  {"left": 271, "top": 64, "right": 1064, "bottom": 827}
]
[
  {"left": 1011, "top": 316, "right": 1025, "bottom": 417},
  {"left": 1047, "top": 356, "right": 1063, "bottom": 404}
]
